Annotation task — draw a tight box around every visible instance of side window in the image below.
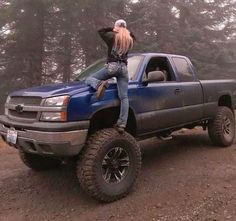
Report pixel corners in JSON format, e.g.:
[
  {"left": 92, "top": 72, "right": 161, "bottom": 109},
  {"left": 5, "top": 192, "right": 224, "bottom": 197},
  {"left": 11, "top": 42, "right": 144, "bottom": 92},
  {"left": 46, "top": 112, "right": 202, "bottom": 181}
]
[
  {"left": 172, "top": 57, "right": 194, "bottom": 82},
  {"left": 144, "top": 57, "right": 176, "bottom": 82}
]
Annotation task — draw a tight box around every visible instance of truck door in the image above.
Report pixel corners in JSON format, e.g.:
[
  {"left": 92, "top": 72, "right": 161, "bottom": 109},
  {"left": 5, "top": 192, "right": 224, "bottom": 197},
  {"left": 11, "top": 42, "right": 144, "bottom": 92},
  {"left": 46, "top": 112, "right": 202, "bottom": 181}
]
[
  {"left": 136, "top": 56, "right": 186, "bottom": 134},
  {"left": 171, "top": 56, "right": 204, "bottom": 123}
]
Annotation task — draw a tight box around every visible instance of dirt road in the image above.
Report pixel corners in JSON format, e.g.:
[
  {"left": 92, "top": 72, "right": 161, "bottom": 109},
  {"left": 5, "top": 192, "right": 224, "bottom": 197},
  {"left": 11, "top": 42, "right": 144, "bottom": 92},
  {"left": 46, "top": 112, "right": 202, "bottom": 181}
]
[{"left": 1, "top": 128, "right": 236, "bottom": 221}]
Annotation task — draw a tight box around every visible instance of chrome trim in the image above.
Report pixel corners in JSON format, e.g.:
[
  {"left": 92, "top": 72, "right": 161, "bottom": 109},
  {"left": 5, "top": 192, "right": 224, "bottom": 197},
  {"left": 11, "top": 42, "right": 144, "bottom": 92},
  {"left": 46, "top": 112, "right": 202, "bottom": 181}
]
[
  {"left": 5, "top": 103, "right": 66, "bottom": 112},
  {"left": 1, "top": 123, "right": 87, "bottom": 146},
  {"left": 7, "top": 114, "right": 38, "bottom": 123},
  {"left": 5, "top": 96, "right": 69, "bottom": 123},
  {"left": 0, "top": 123, "right": 88, "bottom": 156},
  {"left": 0, "top": 115, "right": 89, "bottom": 131}
]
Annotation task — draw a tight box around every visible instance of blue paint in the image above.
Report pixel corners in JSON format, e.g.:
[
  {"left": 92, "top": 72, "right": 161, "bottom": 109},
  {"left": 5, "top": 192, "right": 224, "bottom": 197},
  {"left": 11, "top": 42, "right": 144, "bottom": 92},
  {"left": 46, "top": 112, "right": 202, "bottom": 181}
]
[{"left": 8, "top": 53, "right": 196, "bottom": 125}]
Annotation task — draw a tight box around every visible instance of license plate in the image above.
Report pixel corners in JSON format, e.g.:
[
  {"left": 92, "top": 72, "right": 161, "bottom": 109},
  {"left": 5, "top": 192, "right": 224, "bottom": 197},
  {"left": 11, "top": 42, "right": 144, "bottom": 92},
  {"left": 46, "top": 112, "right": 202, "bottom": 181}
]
[{"left": 7, "top": 129, "right": 18, "bottom": 144}]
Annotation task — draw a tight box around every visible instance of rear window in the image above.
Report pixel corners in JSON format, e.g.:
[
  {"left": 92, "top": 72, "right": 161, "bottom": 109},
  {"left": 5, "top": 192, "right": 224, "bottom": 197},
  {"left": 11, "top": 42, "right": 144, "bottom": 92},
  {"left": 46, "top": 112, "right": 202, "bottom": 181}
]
[{"left": 172, "top": 57, "right": 194, "bottom": 82}]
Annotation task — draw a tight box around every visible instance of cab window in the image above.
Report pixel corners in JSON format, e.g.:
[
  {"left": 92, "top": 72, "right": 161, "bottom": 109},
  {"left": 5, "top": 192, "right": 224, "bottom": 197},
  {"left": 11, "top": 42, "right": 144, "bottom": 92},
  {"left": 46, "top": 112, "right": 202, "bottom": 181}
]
[
  {"left": 172, "top": 57, "right": 194, "bottom": 82},
  {"left": 143, "top": 57, "right": 176, "bottom": 82}
]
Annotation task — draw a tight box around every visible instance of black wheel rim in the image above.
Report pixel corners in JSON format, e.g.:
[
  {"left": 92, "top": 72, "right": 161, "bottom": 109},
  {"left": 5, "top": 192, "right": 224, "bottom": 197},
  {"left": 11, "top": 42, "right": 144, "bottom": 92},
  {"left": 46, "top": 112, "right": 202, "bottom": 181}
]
[
  {"left": 102, "top": 147, "right": 130, "bottom": 184},
  {"left": 222, "top": 116, "right": 232, "bottom": 137}
]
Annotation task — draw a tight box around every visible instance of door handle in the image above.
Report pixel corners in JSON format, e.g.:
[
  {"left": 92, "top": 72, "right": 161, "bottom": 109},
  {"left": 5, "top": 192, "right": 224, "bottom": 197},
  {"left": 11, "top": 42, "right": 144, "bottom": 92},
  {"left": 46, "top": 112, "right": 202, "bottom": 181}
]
[{"left": 174, "top": 88, "right": 182, "bottom": 95}]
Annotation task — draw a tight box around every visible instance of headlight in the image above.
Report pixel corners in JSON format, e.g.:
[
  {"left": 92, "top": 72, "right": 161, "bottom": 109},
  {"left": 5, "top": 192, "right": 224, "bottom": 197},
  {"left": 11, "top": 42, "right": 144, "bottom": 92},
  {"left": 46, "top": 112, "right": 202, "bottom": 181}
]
[
  {"left": 43, "top": 95, "right": 69, "bottom": 107},
  {"left": 41, "top": 95, "right": 69, "bottom": 121},
  {"left": 40, "top": 112, "right": 67, "bottom": 122}
]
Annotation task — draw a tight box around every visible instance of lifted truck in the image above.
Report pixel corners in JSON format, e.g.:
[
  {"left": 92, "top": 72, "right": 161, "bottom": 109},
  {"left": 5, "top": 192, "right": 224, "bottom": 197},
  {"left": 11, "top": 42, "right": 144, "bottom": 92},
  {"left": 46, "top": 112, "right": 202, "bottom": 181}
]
[{"left": 1, "top": 53, "right": 236, "bottom": 202}]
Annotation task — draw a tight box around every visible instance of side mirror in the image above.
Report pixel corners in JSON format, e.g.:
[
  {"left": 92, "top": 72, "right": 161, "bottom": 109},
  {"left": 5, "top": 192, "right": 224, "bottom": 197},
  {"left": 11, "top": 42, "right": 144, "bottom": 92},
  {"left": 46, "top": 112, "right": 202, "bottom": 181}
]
[{"left": 143, "top": 71, "right": 165, "bottom": 83}]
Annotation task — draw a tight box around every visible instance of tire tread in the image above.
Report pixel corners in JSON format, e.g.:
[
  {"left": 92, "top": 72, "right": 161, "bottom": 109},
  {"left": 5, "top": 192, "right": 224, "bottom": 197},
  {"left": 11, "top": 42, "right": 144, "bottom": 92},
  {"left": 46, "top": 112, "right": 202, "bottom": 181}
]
[
  {"left": 208, "top": 106, "right": 235, "bottom": 147},
  {"left": 77, "top": 128, "right": 141, "bottom": 202}
]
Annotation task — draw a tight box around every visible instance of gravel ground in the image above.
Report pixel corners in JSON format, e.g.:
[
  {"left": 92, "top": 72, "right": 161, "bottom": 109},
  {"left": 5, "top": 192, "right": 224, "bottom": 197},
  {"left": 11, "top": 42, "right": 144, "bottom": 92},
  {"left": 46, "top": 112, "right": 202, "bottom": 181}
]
[{"left": 1, "top": 128, "right": 236, "bottom": 221}]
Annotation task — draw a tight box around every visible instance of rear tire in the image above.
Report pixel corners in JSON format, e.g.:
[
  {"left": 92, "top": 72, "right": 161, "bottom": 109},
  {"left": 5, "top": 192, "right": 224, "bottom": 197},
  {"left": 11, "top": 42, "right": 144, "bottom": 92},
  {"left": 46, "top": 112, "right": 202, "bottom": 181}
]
[
  {"left": 19, "top": 150, "right": 61, "bottom": 171},
  {"left": 77, "top": 128, "right": 141, "bottom": 202},
  {"left": 208, "top": 106, "right": 235, "bottom": 147}
]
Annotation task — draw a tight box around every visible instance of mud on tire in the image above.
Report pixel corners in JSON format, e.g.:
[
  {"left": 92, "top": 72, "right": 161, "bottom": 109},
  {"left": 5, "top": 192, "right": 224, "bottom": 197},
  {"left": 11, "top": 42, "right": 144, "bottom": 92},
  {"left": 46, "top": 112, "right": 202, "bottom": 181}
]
[
  {"left": 77, "top": 128, "right": 141, "bottom": 202},
  {"left": 208, "top": 106, "right": 235, "bottom": 147},
  {"left": 19, "top": 150, "right": 61, "bottom": 171}
]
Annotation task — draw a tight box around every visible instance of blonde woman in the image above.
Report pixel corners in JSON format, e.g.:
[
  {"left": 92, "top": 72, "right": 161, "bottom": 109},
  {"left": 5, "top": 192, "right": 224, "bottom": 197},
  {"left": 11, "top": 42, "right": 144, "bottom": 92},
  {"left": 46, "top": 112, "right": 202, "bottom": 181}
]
[{"left": 86, "top": 19, "right": 135, "bottom": 132}]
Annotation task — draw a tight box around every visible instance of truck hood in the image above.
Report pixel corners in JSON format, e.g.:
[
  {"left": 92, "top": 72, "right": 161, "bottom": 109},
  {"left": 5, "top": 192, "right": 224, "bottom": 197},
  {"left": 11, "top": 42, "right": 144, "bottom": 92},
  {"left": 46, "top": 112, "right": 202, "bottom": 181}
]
[{"left": 10, "top": 81, "right": 89, "bottom": 98}]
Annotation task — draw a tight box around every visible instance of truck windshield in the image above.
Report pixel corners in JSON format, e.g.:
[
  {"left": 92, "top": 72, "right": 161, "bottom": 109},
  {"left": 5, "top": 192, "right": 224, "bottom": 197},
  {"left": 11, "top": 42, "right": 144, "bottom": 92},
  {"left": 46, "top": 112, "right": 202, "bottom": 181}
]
[{"left": 75, "top": 55, "right": 143, "bottom": 82}]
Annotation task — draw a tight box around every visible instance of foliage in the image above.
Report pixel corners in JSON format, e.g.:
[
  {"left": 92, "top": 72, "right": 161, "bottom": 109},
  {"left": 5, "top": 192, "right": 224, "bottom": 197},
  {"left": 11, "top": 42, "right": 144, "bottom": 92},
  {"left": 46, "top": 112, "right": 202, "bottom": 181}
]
[{"left": 0, "top": 0, "right": 236, "bottom": 113}]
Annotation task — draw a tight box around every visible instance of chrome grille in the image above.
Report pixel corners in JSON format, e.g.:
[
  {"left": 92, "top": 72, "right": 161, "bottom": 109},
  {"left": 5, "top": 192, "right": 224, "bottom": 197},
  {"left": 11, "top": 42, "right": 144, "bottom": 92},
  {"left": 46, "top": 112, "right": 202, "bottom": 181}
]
[
  {"left": 8, "top": 110, "right": 38, "bottom": 119},
  {"left": 9, "top": 97, "right": 42, "bottom": 106},
  {"left": 7, "top": 96, "right": 42, "bottom": 121}
]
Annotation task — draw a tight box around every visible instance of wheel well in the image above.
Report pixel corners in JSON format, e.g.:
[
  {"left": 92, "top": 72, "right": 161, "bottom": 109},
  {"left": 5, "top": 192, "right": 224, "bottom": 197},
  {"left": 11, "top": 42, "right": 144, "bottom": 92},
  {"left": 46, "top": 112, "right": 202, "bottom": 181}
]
[
  {"left": 218, "top": 95, "right": 233, "bottom": 111},
  {"left": 88, "top": 107, "right": 137, "bottom": 136}
]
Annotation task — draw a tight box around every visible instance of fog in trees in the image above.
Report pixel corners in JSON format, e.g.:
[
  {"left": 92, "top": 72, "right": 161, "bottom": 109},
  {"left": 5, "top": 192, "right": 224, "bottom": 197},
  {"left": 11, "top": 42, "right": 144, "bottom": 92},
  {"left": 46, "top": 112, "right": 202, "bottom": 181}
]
[{"left": 0, "top": 0, "right": 236, "bottom": 113}]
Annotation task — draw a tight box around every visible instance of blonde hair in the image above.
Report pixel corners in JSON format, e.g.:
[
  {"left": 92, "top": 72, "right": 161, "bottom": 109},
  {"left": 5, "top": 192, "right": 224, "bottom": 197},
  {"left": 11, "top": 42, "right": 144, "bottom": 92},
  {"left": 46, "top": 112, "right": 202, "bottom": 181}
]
[{"left": 114, "top": 27, "right": 133, "bottom": 55}]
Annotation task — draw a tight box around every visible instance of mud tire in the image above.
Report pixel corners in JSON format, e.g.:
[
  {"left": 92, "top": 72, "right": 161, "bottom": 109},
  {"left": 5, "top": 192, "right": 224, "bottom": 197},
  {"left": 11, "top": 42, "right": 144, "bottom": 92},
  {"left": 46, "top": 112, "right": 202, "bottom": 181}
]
[{"left": 77, "top": 128, "right": 141, "bottom": 202}]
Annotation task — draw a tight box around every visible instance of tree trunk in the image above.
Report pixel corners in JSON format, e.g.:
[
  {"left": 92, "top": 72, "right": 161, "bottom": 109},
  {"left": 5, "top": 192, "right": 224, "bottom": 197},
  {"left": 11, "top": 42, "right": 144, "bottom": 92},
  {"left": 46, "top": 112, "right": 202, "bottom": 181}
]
[
  {"left": 62, "top": 31, "right": 72, "bottom": 82},
  {"left": 31, "top": 1, "right": 45, "bottom": 86}
]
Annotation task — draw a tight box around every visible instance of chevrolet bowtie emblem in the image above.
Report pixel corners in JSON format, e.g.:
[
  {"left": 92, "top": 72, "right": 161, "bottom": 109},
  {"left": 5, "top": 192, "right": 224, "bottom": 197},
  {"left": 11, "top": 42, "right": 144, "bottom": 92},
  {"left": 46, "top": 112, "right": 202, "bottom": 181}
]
[{"left": 15, "top": 104, "right": 24, "bottom": 113}]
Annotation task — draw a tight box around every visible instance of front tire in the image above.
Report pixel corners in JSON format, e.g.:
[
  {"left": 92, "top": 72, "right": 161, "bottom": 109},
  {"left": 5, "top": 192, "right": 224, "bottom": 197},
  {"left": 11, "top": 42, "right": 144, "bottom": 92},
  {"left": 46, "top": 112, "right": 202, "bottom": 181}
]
[
  {"left": 19, "top": 150, "right": 61, "bottom": 171},
  {"left": 77, "top": 128, "right": 141, "bottom": 202},
  {"left": 208, "top": 106, "right": 235, "bottom": 147}
]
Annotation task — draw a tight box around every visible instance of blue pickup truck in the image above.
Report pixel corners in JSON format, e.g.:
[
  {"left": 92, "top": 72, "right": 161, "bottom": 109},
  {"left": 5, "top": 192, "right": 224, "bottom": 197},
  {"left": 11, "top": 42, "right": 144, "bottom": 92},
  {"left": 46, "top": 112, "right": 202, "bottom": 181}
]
[{"left": 1, "top": 53, "right": 236, "bottom": 202}]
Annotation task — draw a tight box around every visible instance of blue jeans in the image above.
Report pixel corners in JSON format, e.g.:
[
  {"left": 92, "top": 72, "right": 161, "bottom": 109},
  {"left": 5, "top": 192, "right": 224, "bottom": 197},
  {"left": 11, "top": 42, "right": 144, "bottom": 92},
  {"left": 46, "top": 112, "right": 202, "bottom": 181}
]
[{"left": 85, "top": 62, "right": 129, "bottom": 127}]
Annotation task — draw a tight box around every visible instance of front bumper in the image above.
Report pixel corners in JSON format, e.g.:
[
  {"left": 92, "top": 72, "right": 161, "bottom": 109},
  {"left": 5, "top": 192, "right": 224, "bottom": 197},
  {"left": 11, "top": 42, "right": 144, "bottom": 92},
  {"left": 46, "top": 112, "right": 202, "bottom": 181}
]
[{"left": 0, "top": 115, "right": 89, "bottom": 156}]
